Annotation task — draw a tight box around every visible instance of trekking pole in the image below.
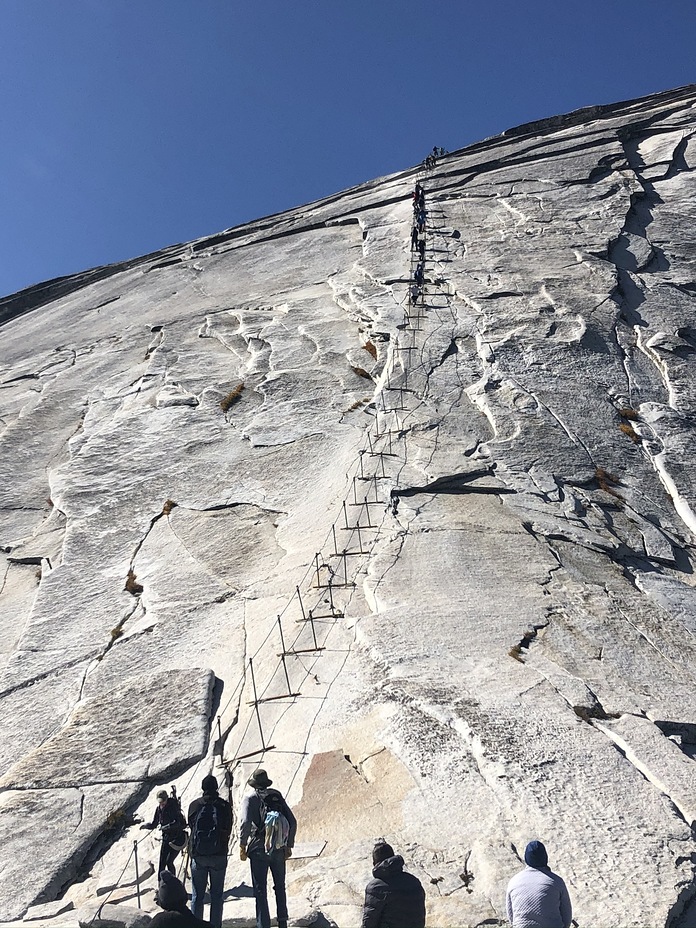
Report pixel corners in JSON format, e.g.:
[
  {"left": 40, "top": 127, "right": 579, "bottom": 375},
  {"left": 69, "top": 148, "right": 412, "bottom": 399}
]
[
  {"left": 133, "top": 840, "right": 141, "bottom": 909},
  {"left": 178, "top": 845, "right": 189, "bottom": 886}
]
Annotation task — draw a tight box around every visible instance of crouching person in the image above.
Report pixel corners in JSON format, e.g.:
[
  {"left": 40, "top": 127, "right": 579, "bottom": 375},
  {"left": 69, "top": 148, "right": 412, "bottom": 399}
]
[
  {"left": 362, "top": 841, "right": 426, "bottom": 928},
  {"left": 506, "top": 840, "right": 572, "bottom": 928},
  {"left": 150, "top": 871, "right": 210, "bottom": 927}
]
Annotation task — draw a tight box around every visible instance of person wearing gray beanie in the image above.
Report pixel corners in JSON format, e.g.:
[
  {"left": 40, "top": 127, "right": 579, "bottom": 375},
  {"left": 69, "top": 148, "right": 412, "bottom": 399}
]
[{"left": 506, "top": 840, "right": 572, "bottom": 928}]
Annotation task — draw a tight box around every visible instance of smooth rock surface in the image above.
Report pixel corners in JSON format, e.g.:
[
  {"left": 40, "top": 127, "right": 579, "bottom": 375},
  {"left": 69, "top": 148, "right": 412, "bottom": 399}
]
[
  {"left": 1, "top": 84, "right": 696, "bottom": 927},
  {"left": 77, "top": 903, "right": 151, "bottom": 928}
]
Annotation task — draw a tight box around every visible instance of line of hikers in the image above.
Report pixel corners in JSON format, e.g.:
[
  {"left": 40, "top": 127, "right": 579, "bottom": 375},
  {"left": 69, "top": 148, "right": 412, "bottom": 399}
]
[
  {"left": 141, "top": 769, "right": 572, "bottom": 928},
  {"left": 410, "top": 181, "right": 428, "bottom": 304},
  {"left": 423, "top": 145, "right": 447, "bottom": 168}
]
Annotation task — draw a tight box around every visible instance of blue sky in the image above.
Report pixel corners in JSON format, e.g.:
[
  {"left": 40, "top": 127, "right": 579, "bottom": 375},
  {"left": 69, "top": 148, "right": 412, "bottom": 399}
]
[{"left": 0, "top": 0, "right": 694, "bottom": 298}]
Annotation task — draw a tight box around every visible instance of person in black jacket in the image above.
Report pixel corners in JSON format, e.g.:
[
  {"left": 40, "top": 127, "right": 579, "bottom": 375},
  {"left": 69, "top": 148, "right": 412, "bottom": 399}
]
[
  {"left": 141, "top": 789, "right": 187, "bottom": 878},
  {"left": 239, "top": 769, "right": 297, "bottom": 928},
  {"left": 150, "top": 871, "right": 210, "bottom": 927},
  {"left": 362, "top": 842, "right": 426, "bottom": 928},
  {"left": 187, "top": 775, "right": 232, "bottom": 928}
]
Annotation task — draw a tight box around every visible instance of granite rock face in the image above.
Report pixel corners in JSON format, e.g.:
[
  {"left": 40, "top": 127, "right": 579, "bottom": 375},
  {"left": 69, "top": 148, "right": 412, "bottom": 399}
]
[{"left": 1, "top": 85, "right": 696, "bottom": 927}]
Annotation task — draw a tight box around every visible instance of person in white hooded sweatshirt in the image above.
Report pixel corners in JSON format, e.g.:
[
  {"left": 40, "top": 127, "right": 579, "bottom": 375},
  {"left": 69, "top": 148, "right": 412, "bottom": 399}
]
[{"left": 506, "top": 840, "right": 572, "bottom": 928}]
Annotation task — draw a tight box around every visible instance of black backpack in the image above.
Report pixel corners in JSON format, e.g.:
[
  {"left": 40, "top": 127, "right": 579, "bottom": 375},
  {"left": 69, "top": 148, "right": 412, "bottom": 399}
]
[{"left": 191, "top": 799, "right": 223, "bottom": 856}]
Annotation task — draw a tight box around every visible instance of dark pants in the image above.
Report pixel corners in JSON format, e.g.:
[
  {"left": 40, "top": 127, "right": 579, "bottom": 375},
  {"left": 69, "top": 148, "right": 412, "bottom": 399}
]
[
  {"left": 191, "top": 854, "right": 227, "bottom": 928},
  {"left": 249, "top": 849, "right": 288, "bottom": 928},
  {"left": 158, "top": 839, "right": 180, "bottom": 877}
]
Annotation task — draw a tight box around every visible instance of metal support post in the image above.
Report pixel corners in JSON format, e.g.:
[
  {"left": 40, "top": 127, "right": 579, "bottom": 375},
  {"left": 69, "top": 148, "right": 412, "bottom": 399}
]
[
  {"left": 363, "top": 495, "right": 373, "bottom": 526},
  {"left": 249, "top": 658, "right": 266, "bottom": 752},
  {"left": 276, "top": 618, "right": 299, "bottom": 697},
  {"left": 134, "top": 841, "right": 141, "bottom": 909},
  {"left": 296, "top": 585, "right": 306, "bottom": 621}
]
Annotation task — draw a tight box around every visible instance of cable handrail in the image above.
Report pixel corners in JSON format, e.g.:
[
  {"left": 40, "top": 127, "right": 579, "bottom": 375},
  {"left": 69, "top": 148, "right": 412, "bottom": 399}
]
[{"left": 92, "top": 154, "right": 461, "bottom": 916}]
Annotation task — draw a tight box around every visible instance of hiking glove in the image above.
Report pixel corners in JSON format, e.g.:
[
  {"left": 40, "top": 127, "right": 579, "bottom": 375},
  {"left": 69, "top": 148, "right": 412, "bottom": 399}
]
[
  {"left": 284, "top": 847, "right": 293, "bottom": 860},
  {"left": 240, "top": 845, "right": 247, "bottom": 861}
]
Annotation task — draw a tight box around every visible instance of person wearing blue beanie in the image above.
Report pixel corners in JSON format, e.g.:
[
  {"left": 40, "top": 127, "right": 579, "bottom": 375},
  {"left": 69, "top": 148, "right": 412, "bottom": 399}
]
[
  {"left": 505, "top": 840, "right": 572, "bottom": 928},
  {"left": 524, "top": 841, "right": 548, "bottom": 869}
]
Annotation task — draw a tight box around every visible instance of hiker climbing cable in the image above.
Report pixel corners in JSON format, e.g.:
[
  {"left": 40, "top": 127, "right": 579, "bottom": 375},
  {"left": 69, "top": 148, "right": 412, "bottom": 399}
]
[
  {"left": 141, "top": 788, "right": 188, "bottom": 878},
  {"left": 411, "top": 226, "right": 419, "bottom": 250},
  {"left": 239, "top": 769, "right": 297, "bottom": 928},
  {"left": 506, "top": 840, "right": 572, "bottom": 928},
  {"left": 361, "top": 841, "right": 426, "bottom": 928},
  {"left": 187, "top": 775, "right": 232, "bottom": 928}
]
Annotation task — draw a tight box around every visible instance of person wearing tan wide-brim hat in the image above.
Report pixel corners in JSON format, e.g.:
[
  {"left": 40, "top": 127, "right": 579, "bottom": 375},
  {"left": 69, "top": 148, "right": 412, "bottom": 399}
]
[
  {"left": 239, "top": 770, "right": 297, "bottom": 928},
  {"left": 247, "top": 769, "right": 273, "bottom": 789}
]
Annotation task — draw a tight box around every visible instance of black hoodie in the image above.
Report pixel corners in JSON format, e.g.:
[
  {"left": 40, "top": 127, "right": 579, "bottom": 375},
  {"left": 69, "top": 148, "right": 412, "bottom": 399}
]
[{"left": 361, "top": 855, "right": 426, "bottom": 928}]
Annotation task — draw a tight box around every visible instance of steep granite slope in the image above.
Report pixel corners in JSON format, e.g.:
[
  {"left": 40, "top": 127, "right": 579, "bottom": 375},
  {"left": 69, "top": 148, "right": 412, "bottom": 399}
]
[{"left": 1, "top": 84, "right": 695, "bottom": 927}]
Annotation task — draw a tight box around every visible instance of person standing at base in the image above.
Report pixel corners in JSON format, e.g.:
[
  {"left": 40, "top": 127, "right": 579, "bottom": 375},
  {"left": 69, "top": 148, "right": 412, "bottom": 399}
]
[
  {"left": 239, "top": 769, "right": 297, "bottom": 928},
  {"left": 506, "top": 840, "right": 572, "bottom": 928},
  {"left": 187, "top": 774, "right": 232, "bottom": 928},
  {"left": 362, "top": 841, "right": 426, "bottom": 928}
]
